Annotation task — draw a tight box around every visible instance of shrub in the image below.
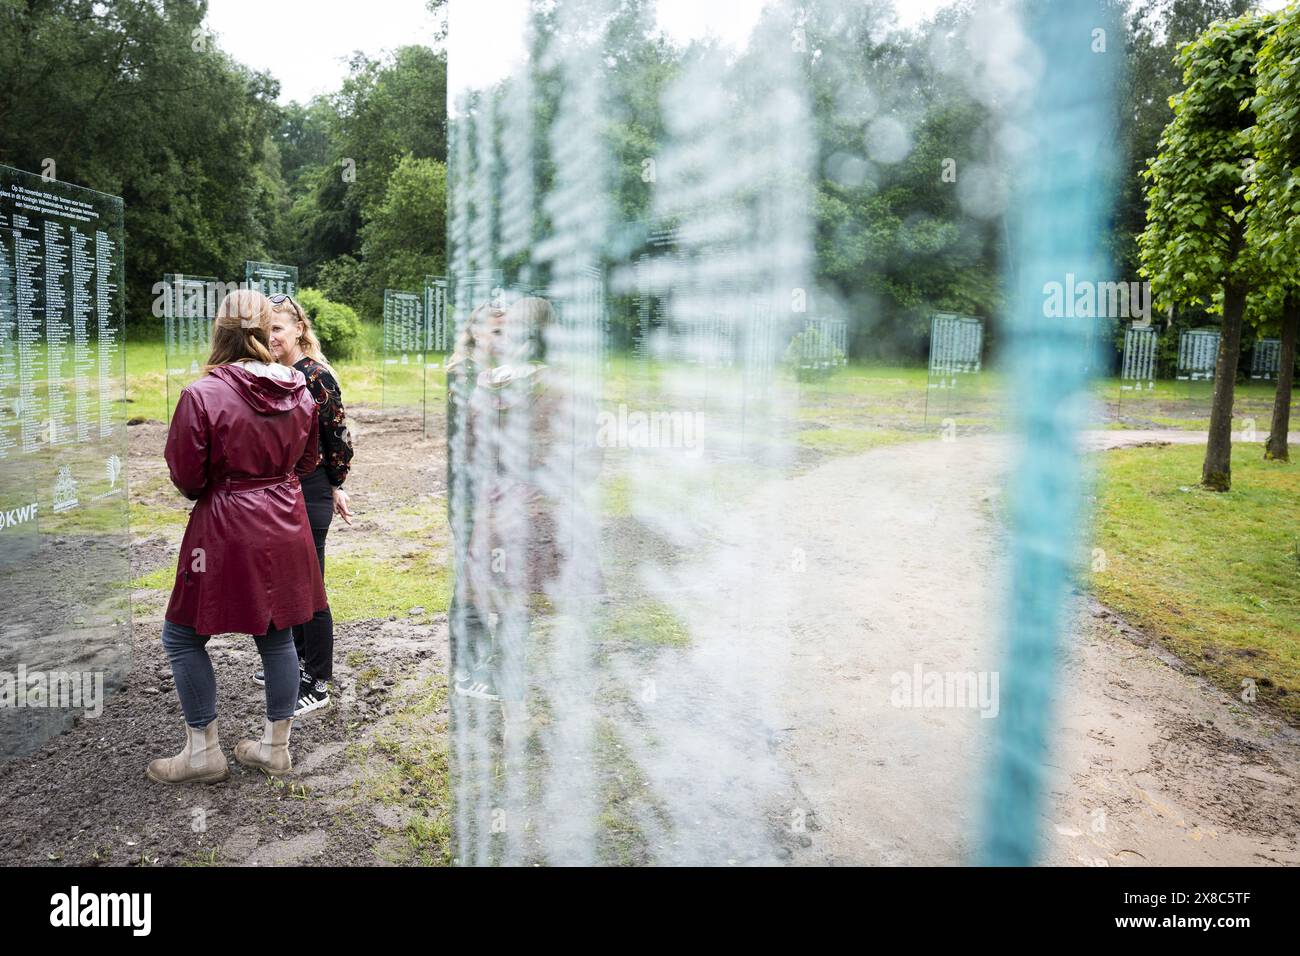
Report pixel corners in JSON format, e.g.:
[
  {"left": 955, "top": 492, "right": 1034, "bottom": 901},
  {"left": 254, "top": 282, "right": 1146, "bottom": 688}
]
[
  {"left": 784, "top": 325, "right": 846, "bottom": 382},
  {"left": 295, "top": 287, "right": 363, "bottom": 360}
]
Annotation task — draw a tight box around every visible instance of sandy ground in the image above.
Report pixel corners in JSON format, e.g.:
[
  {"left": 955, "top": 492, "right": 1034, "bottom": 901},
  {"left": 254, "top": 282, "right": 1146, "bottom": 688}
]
[{"left": 776, "top": 430, "right": 1300, "bottom": 865}]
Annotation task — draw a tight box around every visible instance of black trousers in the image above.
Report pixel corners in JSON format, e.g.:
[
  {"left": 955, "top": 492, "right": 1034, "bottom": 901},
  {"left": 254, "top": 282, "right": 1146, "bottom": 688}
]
[{"left": 295, "top": 468, "right": 335, "bottom": 682}]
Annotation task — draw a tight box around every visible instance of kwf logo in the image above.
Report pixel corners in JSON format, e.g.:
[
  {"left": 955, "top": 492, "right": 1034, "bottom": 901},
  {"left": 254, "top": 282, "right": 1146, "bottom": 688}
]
[{"left": 0, "top": 502, "right": 37, "bottom": 530}]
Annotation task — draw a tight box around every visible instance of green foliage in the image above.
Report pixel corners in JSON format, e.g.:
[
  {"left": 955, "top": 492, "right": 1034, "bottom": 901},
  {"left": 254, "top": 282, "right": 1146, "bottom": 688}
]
[
  {"left": 358, "top": 155, "right": 447, "bottom": 319},
  {"left": 296, "top": 288, "right": 363, "bottom": 359},
  {"left": 0, "top": 5, "right": 447, "bottom": 330},
  {"left": 315, "top": 255, "right": 371, "bottom": 319},
  {"left": 0, "top": 0, "right": 283, "bottom": 324},
  {"left": 278, "top": 47, "right": 448, "bottom": 318},
  {"left": 784, "top": 326, "right": 846, "bottom": 381},
  {"left": 1138, "top": 13, "right": 1276, "bottom": 312},
  {"left": 799, "top": 2, "right": 1003, "bottom": 358},
  {"left": 1114, "top": 0, "right": 1253, "bottom": 278},
  {"left": 331, "top": 46, "right": 448, "bottom": 213},
  {"left": 1245, "top": 5, "right": 1300, "bottom": 326}
]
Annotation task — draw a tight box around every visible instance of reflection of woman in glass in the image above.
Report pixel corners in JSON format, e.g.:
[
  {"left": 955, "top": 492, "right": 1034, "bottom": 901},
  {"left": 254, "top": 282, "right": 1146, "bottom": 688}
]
[
  {"left": 148, "top": 290, "right": 325, "bottom": 784},
  {"left": 460, "top": 297, "right": 559, "bottom": 708},
  {"left": 261, "top": 294, "right": 354, "bottom": 716},
  {"left": 448, "top": 301, "right": 503, "bottom": 700}
]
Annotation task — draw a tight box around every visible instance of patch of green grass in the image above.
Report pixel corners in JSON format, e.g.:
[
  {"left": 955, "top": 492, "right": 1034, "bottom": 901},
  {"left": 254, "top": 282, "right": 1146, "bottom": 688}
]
[
  {"left": 602, "top": 472, "right": 633, "bottom": 518},
  {"left": 1091, "top": 376, "right": 1293, "bottom": 430},
  {"left": 1090, "top": 442, "right": 1300, "bottom": 721},
  {"left": 393, "top": 499, "right": 450, "bottom": 540},
  {"left": 132, "top": 564, "right": 174, "bottom": 589},
  {"left": 327, "top": 549, "right": 450, "bottom": 623},
  {"left": 124, "top": 339, "right": 169, "bottom": 421},
  {"left": 128, "top": 499, "right": 190, "bottom": 536},
  {"left": 354, "top": 676, "right": 451, "bottom": 866},
  {"left": 604, "top": 599, "right": 690, "bottom": 647},
  {"left": 37, "top": 498, "right": 130, "bottom": 536},
  {"left": 121, "top": 325, "right": 440, "bottom": 418},
  {"left": 131, "top": 546, "right": 451, "bottom": 623},
  {"left": 595, "top": 719, "right": 655, "bottom": 866}
]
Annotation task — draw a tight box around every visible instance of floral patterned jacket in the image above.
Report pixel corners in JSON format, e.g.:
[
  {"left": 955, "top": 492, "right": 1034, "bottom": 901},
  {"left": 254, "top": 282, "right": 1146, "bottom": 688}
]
[{"left": 294, "top": 356, "right": 353, "bottom": 487}]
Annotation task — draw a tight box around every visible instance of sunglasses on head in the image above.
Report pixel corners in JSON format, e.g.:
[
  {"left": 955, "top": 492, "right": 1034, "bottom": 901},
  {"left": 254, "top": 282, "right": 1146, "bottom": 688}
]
[{"left": 268, "top": 293, "right": 294, "bottom": 304}]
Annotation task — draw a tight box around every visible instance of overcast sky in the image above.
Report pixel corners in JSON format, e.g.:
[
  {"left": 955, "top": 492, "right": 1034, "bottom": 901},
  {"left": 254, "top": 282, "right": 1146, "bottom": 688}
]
[
  {"left": 448, "top": 0, "right": 953, "bottom": 103},
  {"left": 204, "top": 0, "right": 441, "bottom": 104},
  {"left": 208, "top": 0, "right": 1295, "bottom": 105}
]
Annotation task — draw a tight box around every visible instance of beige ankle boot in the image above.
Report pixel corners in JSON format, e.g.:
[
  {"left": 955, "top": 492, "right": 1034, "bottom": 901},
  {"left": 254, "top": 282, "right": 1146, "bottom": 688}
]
[
  {"left": 147, "top": 721, "right": 230, "bottom": 785},
  {"left": 234, "top": 717, "right": 293, "bottom": 775}
]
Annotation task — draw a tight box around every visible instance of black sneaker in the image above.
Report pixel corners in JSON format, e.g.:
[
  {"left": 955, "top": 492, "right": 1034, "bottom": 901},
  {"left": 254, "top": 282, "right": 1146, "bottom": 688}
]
[{"left": 294, "top": 676, "right": 330, "bottom": 716}]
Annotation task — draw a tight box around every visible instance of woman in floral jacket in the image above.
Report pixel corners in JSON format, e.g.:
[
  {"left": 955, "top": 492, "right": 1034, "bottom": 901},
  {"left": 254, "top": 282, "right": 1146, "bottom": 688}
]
[{"left": 264, "top": 294, "right": 355, "bottom": 716}]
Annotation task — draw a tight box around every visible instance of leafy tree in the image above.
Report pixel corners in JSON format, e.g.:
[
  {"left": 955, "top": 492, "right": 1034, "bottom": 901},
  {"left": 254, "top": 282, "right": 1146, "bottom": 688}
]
[
  {"left": 277, "top": 45, "right": 447, "bottom": 309},
  {"left": 788, "top": 1, "right": 1004, "bottom": 359},
  {"left": 1245, "top": 7, "right": 1300, "bottom": 461},
  {"left": 1115, "top": 0, "right": 1253, "bottom": 280},
  {"left": 331, "top": 45, "right": 447, "bottom": 212},
  {"left": 0, "top": 0, "right": 284, "bottom": 324},
  {"left": 1138, "top": 12, "right": 1275, "bottom": 491},
  {"left": 357, "top": 154, "right": 447, "bottom": 319}
]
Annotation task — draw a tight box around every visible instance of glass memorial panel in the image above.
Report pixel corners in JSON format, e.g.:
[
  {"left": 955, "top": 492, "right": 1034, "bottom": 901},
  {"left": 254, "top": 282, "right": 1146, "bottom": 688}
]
[
  {"left": 381, "top": 288, "right": 425, "bottom": 414},
  {"left": 1177, "top": 327, "right": 1219, "bottom": 419},
  {"left": 0, "top": 164, "right": 131, "bottom": 760},
  {"left": 1114, "top": 323, "right": 1159, "bottom": 421},
  {"left": 1250, "top": 338, "right": 1280, "bottom": 381},
  {"left": 162, "top": 273, "right": 218, "bottom": 421},
  {"left": 1120, "top": 324, "right": 1158, "bottom": 390},
  {"left": 422, "top": 276, "right": 450, "bottom": 437},
  {"left": 244, "top": 260, "right": 299, "bottom": 298},
  {"left": 448, "top": 0, "right": 1117, "bottom": 868},
  {"left": 924, "top": 312, "right": 988, "bottom": 429}
]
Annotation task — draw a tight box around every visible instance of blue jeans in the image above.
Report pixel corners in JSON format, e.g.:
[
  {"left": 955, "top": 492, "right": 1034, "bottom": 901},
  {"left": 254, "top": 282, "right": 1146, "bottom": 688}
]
[{"left": 161, "top": 619, "right": 299, "bottom": 726}]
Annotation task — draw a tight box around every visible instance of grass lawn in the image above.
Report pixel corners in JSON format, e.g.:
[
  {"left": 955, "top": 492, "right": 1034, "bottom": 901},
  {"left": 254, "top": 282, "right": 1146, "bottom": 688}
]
[
  {"left": 1090, "top": 442, "right": 1300, "bottom": 722},
  {"left": 132, "top": 546, "right": 450, "bottom": 625},
  {"left": 124, "top": 322, "right": 412, "bottom": 420},
  {"left": 1088, "top": 375, "right": 1294, "bottom": 430}
]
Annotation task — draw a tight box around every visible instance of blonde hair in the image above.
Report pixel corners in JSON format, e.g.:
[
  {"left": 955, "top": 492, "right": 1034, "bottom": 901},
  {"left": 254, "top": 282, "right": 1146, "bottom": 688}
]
[
  {"left": 204, "top": 289, "right": 275, "bottom": 373},
  {"left": 447, "top": 301, "right": 495, "bottom": 373},
  {"left": 272, "top": 296, "right": 340, "bottom": 386},
  {"left": 508, "top": 296, "right": 553, "bottom": 362}
]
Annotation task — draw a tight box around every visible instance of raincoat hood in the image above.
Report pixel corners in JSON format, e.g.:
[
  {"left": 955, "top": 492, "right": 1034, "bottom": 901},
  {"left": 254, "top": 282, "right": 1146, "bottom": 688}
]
[{"left": 209, "top": 361, "right": 307, "bottom": 415}]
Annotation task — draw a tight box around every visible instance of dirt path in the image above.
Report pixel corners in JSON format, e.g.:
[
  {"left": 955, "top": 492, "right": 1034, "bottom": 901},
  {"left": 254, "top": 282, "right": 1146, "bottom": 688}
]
[{"left": 776, "top": 430, "right": 1300, "bottom": 866}]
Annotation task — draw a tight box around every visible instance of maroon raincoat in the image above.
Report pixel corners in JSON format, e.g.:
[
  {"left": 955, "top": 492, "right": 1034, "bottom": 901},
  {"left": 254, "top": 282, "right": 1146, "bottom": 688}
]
[{"left": 163, "top": 361, "right": 327, "bottom": 636}]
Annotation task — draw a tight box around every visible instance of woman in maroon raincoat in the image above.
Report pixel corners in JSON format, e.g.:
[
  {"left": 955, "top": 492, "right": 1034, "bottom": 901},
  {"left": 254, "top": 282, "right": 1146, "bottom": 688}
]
[{"left": 147, "top": 289, "right": 326, "bottom": 785}]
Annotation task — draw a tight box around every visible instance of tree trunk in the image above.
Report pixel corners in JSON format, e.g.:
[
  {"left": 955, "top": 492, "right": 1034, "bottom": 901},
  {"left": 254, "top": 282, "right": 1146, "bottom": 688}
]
[
  {"left": 1202, "top": 276, "right": 1247, "bottom": 492},
  {"left": 1264, "top": 292, "right": 1298, "bottom": 462}
]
